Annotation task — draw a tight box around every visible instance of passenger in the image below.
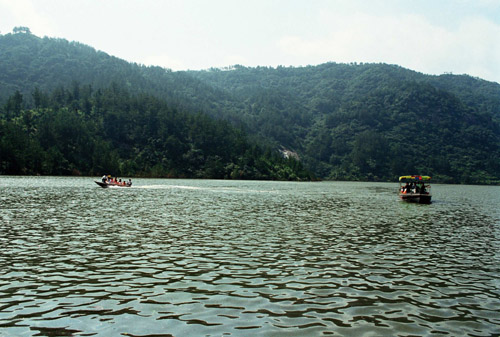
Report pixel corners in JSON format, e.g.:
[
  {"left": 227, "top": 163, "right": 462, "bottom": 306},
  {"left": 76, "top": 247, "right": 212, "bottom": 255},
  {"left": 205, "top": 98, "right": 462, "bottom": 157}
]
[
  {"left": 102, "top": 175, "right": 107, "bottom": 183},
  {"left": 127, "top": 179, "right": 132, "bottom": 187}
]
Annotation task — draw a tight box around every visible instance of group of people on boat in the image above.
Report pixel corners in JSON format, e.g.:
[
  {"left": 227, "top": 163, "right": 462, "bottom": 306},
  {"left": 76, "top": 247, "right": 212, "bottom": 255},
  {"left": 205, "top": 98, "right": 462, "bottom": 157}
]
[
  {"left": 401, "top": 182, "right": 427, "bottom": 194},
  {"left": 101, "top": 175, "right": 132, "bottom": 187}
]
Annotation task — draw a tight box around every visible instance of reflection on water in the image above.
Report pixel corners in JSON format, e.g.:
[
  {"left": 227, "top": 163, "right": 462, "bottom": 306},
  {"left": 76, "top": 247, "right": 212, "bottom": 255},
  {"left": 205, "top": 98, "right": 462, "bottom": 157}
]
[{"left": 0, "top": 177, "right": 499, "bottom": 336}]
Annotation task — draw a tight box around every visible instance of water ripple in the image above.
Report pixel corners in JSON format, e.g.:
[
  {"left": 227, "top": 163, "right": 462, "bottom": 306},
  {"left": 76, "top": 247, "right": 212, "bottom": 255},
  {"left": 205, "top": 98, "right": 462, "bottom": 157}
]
[{"left": 0, "top": 178, "right": 499, "bottom": 336}]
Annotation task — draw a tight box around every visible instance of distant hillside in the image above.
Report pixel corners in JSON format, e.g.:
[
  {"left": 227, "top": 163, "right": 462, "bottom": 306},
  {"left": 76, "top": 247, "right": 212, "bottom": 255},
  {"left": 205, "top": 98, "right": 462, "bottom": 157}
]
[
  {"left": 1, "top": 30, "right": 499, "bottom": 183},
  {"left": 187, "top": 64, "right": 500, "bottom": 183},
  {"left": 0, "top": 31, "right": 312, "bottom": 180},
  {"left": 0, "top": 31, "right": 241, "bottom": 120}
]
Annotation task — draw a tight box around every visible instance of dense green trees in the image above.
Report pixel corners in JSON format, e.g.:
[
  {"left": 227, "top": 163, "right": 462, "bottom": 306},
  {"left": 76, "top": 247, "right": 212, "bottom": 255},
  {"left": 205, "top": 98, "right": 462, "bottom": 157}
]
[
  {"left": 190, "top": 66, "right": 500, "bottom": 184},
  {"left": 0, "top": 85, "right": 314, "bottom": 180},
  {"left": 1, "top": 30, "right": 499, "bottom": 183}
]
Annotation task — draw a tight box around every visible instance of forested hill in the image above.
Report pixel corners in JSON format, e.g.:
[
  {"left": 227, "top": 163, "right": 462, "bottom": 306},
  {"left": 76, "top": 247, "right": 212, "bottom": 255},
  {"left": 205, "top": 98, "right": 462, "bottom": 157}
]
[
  {"left": 0, "top": 30, "right": 240, "bottom": 122},
  {"left": 188, "top": 65, "right": 500, "bottom": 184},
  {"left": 0, "top": 31, "right": 313, "bottom": 180},
  {"left": 1, "top": 30, "right": 500, "bottom": 183}
]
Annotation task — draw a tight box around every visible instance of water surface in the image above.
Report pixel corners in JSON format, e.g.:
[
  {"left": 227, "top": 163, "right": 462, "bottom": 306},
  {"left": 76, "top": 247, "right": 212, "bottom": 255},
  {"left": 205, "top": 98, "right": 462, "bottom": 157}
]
[{"left": 1, "top": 177, "right": 499, "bottom": 336}]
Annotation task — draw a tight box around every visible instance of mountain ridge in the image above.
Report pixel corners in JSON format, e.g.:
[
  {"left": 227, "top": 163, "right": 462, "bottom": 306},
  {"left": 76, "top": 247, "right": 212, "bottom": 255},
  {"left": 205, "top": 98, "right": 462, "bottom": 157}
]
[{"left": 1, "top": 30, "right": 499, "bottom": 183}]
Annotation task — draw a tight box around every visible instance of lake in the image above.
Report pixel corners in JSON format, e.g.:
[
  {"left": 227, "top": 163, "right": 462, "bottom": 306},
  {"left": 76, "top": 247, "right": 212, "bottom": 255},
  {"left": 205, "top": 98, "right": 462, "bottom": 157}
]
[{"left": 0, "top": 177, "right": 499, "bottom": 336}]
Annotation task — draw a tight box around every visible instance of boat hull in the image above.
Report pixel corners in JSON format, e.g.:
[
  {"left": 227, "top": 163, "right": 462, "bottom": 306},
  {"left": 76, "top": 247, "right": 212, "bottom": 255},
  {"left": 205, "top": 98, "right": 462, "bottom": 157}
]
[{"left": 399, "top": 193, "right": 432, "bottom": 204}]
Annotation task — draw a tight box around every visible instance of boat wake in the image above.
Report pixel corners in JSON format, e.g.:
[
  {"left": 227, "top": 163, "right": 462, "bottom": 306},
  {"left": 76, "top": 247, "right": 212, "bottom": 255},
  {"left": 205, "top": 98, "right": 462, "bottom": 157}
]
[
  {"left": 135, "top": 184, "right": 277, "bottom": 194},
  {"left": 136, "top": 185, "right": 205, "bottom": 190}
]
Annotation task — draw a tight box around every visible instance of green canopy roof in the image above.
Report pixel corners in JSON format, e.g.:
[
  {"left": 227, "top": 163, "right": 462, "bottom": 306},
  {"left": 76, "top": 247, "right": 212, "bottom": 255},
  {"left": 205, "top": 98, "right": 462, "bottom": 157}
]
[{"left": 399, "top": 175, "right": 431, "bottom": 182}]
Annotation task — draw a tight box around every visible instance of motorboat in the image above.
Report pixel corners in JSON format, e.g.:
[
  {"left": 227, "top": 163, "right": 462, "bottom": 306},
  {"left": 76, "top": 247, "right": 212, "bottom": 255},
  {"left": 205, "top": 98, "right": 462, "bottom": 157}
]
[{"left": 95, "top": 177, "right": 132, "bottom": 188}]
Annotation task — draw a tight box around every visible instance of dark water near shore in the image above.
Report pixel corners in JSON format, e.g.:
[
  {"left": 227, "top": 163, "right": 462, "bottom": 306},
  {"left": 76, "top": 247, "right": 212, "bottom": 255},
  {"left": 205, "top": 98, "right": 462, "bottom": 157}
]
[{"left": 1, "top": 177, "right": 499, "bottom": 336}]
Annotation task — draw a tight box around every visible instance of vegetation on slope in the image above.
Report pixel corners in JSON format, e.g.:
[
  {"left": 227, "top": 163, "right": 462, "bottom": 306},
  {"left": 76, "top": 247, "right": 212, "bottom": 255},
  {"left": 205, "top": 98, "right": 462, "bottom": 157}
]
[
  {"left": 0, "top": 84, "right": 314, "bottom": 180},
  {"left": 189, "top": 65, "right": 500, "bottom": 184},
  {"left": 1, "top": 29, "right": 499, "bottom": 183}
]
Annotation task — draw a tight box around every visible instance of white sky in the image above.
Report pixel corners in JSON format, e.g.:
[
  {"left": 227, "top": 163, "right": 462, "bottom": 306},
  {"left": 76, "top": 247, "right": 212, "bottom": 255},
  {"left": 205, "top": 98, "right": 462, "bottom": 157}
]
[{"left": 1, "top": 0, "right": 500, "bottom": 83}]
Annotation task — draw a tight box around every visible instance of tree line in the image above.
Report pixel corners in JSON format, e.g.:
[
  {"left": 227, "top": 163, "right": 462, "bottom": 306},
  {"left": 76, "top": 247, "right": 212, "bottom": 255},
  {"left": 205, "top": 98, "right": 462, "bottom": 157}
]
[
  {"left": 189, "top": 65, "right": 500, "bottom": 184},
  {"left": 0, "top": 84, "right": 315, "bottom": 180},
  {"left": 1, "top": 29, "right": 499, "bottom": 183}
]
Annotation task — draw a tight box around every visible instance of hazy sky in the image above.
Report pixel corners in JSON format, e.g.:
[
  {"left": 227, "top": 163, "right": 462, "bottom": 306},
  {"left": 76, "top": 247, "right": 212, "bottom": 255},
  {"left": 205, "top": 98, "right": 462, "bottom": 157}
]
[{"left": 1, "top": 0, "right": 500, "bottom": 83}]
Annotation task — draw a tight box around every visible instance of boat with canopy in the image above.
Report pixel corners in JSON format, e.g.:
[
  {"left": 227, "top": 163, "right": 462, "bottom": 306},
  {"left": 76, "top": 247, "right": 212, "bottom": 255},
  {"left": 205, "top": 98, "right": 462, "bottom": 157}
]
[{"left": 399, "top": 175, "right": 431, "bottom": 204}]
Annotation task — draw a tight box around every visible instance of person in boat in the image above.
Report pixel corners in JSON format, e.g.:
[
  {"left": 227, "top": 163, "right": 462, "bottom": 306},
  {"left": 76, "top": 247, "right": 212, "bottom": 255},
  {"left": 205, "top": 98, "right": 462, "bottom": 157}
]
[
  {"left": 126, "top": 179, "right": 132, "bottom": 187},
  {"left": 420, "top": 183, "right": 426, "bottom": 194},
  {"left": 402, "top": 182, "right": 410, "bottom": 193},
  {"left": 102, "top": 175, "right": 107, "bottom": 183},
  {"left": 405, "top": 182, "right": 412, "bottom": 193},
  {"left": 409, "top": 182, "right": 415, "bottom": 193}
]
